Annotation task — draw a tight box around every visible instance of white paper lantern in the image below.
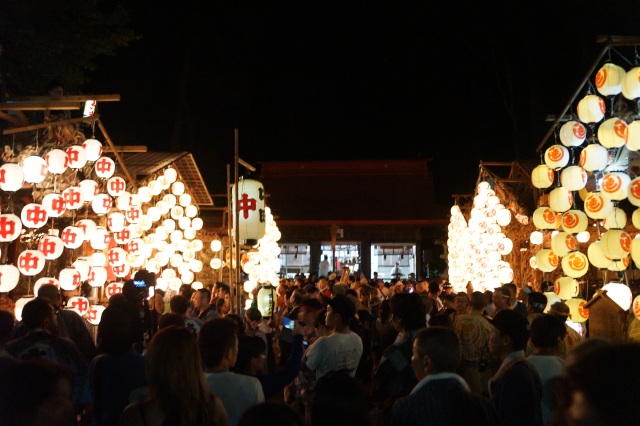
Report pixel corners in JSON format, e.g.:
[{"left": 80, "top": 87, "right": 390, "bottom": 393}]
[
  {"left": 559, "top": 121, "right": 587, "bottom": 147},
  {"left": 560, "top": 166, "right": 588, "bottom": 191},
  {"left": 16, "top": 250, "right": 45, "bottom": 276},
  {"left": 0, "top": 265, "right": 19, "bottom": 292},
  {"left": 171, "top": 181, "right": 185, "bottom": 195},
  {"left": 78, "top": 179, "right": 99, "bottom": 203},
  {"left": 113, "top": 228, "right": 132, "bottom": 245},
  {"left": 42, "top": 193, "right": 66, "bottom": 218},
  {"left": 561, "top": 251, "right": 589, "bottom": 278},
  {"left": 116, "top": 192, "right": 132, "bottom": 211},
  {"left": 63, "top": 186, "right": 84, "bottom": 210},
  {"left": 82, "top": 138, "right": 103, "bottom": 161},
  {"left": 232, "top": 179, "right": 266, "bottom": 243},
  {"left": 94, "top": 157, "right": 116, "bottom": 179},
  {"left": 627, "top": 177, "right": 640, "bottom": 207},
  {"left": 210, "top": 258, "right": 222, "bottom": 269},
  {"left": 533, "top": 207, "right": 561, "bottom": 230},
  {"left": 66, "top": 145, "right": 88, "bottom": 169},
  {"left": 91, "top": 252, "right": 106, "bottom": 267},
  {"left": 627, "top": 120, "right": 640, "bottom": 152},
  {"left": 577, "top": 94, "right": 606, "bottom": 123},
  {"left": 90, "top": 227, "right": 111, "bottom": 250},
  {"left": 632, "top": 238, "right": 640, "bottom": 269},
  {"left": 106, "top": 176, "right": 127, "bottom": 197},
  {"left": 110, "top": 263, "right": 131, "bottom": 278},
  {"left": 0, "top": 214, "right": 21, "bottom": 242},
  {"left": 107, "top": 212, "right": 126, "bottom": 232},
  {"left": 38, "top": 235, "right": 64, "bottom": 260},
  {"left": 191, "top": 217, "right": 204, "bottom": 230},
  {"left": 92, "top": 194, "right": 113, "bottom": 215},
  {"left": 21, "top": 203, "right": 48, "bottom": 229},
  {"left": 22, "top": 155, "right": 48, "bottom": 184},
  {"left": 565, "top": 298, "right": 589, "bottom": 323},
  {"left": 633, "top": 208, "right": 640, "bottom": 230},
  {"left": 596, "top": 63, "right": 626, "bottom": 96},
  {"left": 45, "top": 149, "right": 69, "bottom": 174},
  {"left": 75, "top": 218, "right": 97, "bottom": 241},
  {"left": 579, "top": 143, "right": 609, "bottom": 171},
  {"left": 72, "top": 257, "right": 92, "bottom": 281},
  {"left": 108, "top": 247, "right": 127, "bottom": 267},
  {"left": 598, "top": 118, "right": 627, "bottom": 149},
  {"left": 530, "top": 231, "right": 544, "bottom": 245},
  {"left": 105, "top": 282, "right": 124, "bottom": 299},
  {"left": 549, "top": 187, "right": 574, "bottom": 213},
  {"left": 164, "top": 167, "right": 178, "bottom": 183},
  {"left": 561, "top": 209, "right": 589, "bottom": 234},
  {"left": 608, "top": 256, "right": 630, "bottom": 272},
  {"left": 551, "top": 232, "right": 578, "bottom": 257},
  {"left": 554, "top": 276, "right": 579, "bottom": 299},
  {"left": 536, "top": 249, "right": 559, "bottom": 272},
  {"left": 623, "top": 67, "right": 640, "bottom": 100},
  {"left": 601, "top": 282, "right": 632, "bottom": 311},
  {"left": 589, "top": 240, "right": 613, "bottom": 269},
  {"left": 544, "top": 144, "right": 570, "bottom": 169},
  {"left": 576, "top": 231, "right": 591, "bottom": 243},
  {"left": 0, "top": 163, "right": 24, "bottom": 192},
  {"left": 583, "top": 192, "right": 614, "bottom": 219},
  {"left": 497, "top": 238, "right": 513, "bottom": 255},
  {"left": 603, "top": 207, "right": 627, "bottom": 230},
  {"left": 59, "top": 268, "right": 82, "bottom": 291},
  {"left": 125, "top": 205, "right": 142, "bottom": 224},
  {"left": 85, "top": 304, "right": 106, "bottom": 325},
  {"left": 67, "top": 296, "right": 91, "bottom": 316},
  {"left": 600, "top": 229, "right": 631, "bottom": 260}
]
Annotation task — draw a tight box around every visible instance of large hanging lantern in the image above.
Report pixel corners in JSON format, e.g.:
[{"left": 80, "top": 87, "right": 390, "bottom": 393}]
[
  {"left": 0, "top": 163, "right": 24, "bottom": 192},
  {"left": 583, "top": 192, "right": 614, "bottom": 219},
  {"left": 577, "top": 94, "right": 606, "bottom": 123},
  {"left": 107, "top": 212, "right": 126, "bottom": 233},
  {"left": 85, "top": 305, "right": 106, "bottom": 326},
  {"left": 579, "top": 143, "right": 609, "bottom": 172},
  {"left": 565, "top": 298, "right": 589, "bottom": 323},
  {"left": 78, "top": 179, "right": 99, "bottom": 203},
  {"left": 589, "top": 241, "right": 613, "bottom": 269},
  {"left": 63, "top": 186, "right": 84, "bottom": 210},
  {"left": 22, "top": 155, "right": 48, "bottom": 184},
  {"left": 549, "top": 187, "right": 574, "bottom": 213},
  {"left": 257, "top": 284, "right": 277, "bottom": 317},
  {"left": 627, "top": 121, "right": 640, "bottom": 151},
  {"left": 17, "top": 250, "right": 45, "bottom": 276},
  {"left": 601, "top": 172, "right": 631, "bottom": 201},
  {"left": 67, "top": 296, "right": 91, "bottom": 317},
  {"left": 232, "top": 179, "right": 266, "bottom": 243},
  {"left": 544, "top": 144, "right": 570, "bottom": 170},
  {"left": 608, "top": 256, "right": 630, "bottom": 272},
  {"left": 627, "top": 177, "right": 640, "bottom": 207},
  {"left": 0, "top": 265, "right": 20, "bottom": 292},
  {"left": 21, "top": 203, "right": 48, "bottom": 229},
  {"left": 623, "top": 67, "right": 640, "bottom": 100},
  {"left": 603, "top": 207, "right": 627, "bottom": 230},
  {"left": 76, "top": 218, "right": 97, "bottom": 241},
  {"left": 561, "top": 209, "right": 589, "bottom": 234},
  {"left": 60, "top": 226, "right": 85, "bottom": 249},
  {"left": 45, "top": 149, "right": 69, "bottom": 174},
  {"left": 0, "top": 214, "right": 22, "bottom": 242},
  {"left": 602, "top": 282, "right": 632, "bottom": 311},
  {"left": 531, "top": 164, "right": 555, "bottom": 189},
  {"left": 95, "top": 157, "right": 116, "bottom": 179},
  {"left": 561, "top": 251, "right": 589, "bottom": 278},
  {"left": 34, "top": 277, "right": 60, "bottom": 295},
  {"left": 560, "top": 166, "right": 587, "bottom": 191},
  {"left": 554, "top": 276, "right": 579, "bottom": 299},
  {"left": 59, "top": 268, "right": 82, "bottom": 291},
  {"left": 533, "top": 207, "right": 561, "bottom": 230},
  {"left": 536, "top": 249, "right": 559, "bottom": 272},
  {"left": 82, "top": 138, "right": 103, "bottom": 161},
  {"left": 105, "top": 282, "right": 124, "bottom": 299},
  {"left": 551, "top": 232, "right": 578, "bottom": 257},
  {"left": 597, "top": 118, "right": 627, "bottom": 149},
  {"left": 559, "top": 121, "right": 587, "bottom": 147},
  {"left": 600, "top": 229, "right": 631, "bottom": 260},
  {"left": 92, "top": 194, "right": 113, "bottom": 215},
  {"left": 42, "top": 193, "right": 66, "bottom": 218},
  {"left": 107, "top": 247, "right": 127, "bottom": 267},
  {"left": 88, "top": 266, "right": 108, "bottom": 287},
  {"left": 66, "top": 145, "right": 88, "bottom": 169},
  {"left": 595, "top": 63, "right": 626, "bottom": 97},
  {"left": 107, "top": 176, "right": 127, "bottom": 197},
  {"left": 91, "top": 227, "right": 111, "bottom": 250},
  {"left": 632, "top": 239, "right": 640, "bottom": 268},
  {"left": 39, "top": 235, "right": 64, "bottom": 260}
]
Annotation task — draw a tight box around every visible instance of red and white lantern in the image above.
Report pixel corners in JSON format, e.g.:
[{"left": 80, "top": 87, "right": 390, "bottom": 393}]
[
  {"left": 85, "top": 304, "right": 105, "bottom": 326},
  {"left": 107, "top": 212, "right": 126, "bottom": 233},
  {"left": 82, "top": 138, "right": 103, "bottom": 161},
  {"left": 579, "top": 143, "right": 608, "bottom": 172},
  {"left": 59, "top": 268, "right": 82, "bottom": 291},
  {"left": 66, "top": 145, "right": 88, "bottom": 169},
  {"left": 0, "top": 163, "right": 24, "bottom": 192},
  {"left": 110, "top": 263, "right": 131, "bottom": 278},
  {"left": 560, "top": 166, "right": 587, "bottom": 191},
  {"left": 75, "top": 218, "right": 97, "bottom": 241},
  {"left": 73, "top": 257, "right": 92, "bottom": 281},
  {"left": 42, "top": 193, "right": 66, "bottom": 218},
  {"left": 21, "top": 203, "right": 48, "bottom": 229},
  {"left": 559, "top": 121, "right": 587, "bottom": 147},
  {"left": 583, "top": 192, "right": 614, "bottom": 219},
  {"left": 577, "top": 94, "right": 606, "bottom": 123},
  {"left": 565, "top": 298, "right": 589, "bottom": 323},
  {"left": 597, "top": 118, "right": 627, "bottom": 149},
  {"left": 562, "top": 210, "right": 589, "bottom": 234},
  {"left": 107, "top": 176, "right": 127, "bottom": 197},
  {"left": 38, "top": 235, "right": 64, "bottom": 260},
  {"left": 561, "top": 251, "right": 589, "bottom": 278},
  {"left": 67, "top": 296, "right": 91, "bottom": 317},
  {"left": 94, "top": 157, "right": 116, "bottom": 179},
  {"left": 0, "top": 214, "right": 21, "bottom": 242},
  {"left": 232, "top": 179, "right": 266, "bottom": 243},
  {"left": 107, "top": 247, "right": 127, "bottom": 267},
  {"left": 92, "top": 193, "right": 113, "bottom": 215},
  {"left": 79, "top": 179, "right": 99, "bottom": 203},
  {"left": 105, "top": 282, "right": 124, "bottom": 299},
  {"left": 544, "top": 144, "right": 570, "bottom": 170},
  {"left": 45, "top": 149, "right": 69, "bottom": 174},
  {"left": 90, "top": 227, "right": 111, "bottom": 250},
  {"left": 533, "top": 207, "right": 561, "bottom": 230},
  {"left": 60, "top": 226, "right": 85, "bottom": 249},
  {"left": 125, "top": 205, "right": 142, "bottom": 224},
  {"left": 17, "top": 249, "right": 45, "bottom": 276},
  {"left": 22, "top": 155, "right": 48, "bottom": 184},
  {"left": 88, "top": 266, "right": 108, "bottom": 287},
  {"left": 113, "top": 228, "right": 132, "bottom": 245},
  {"left": 63, "top": 186, "right": 84, "bottom": 210},
  {"left": 601, "top": 172, "right": 631, "bottom": 201},
  {"left": 628, "top": 177, "right": 640, "bottom": 207},
  {"left": 34, "top": 277, "right": 60, "bottom": 295},
  {"left": 0, "top": 265, "right": 20, "bottom": 292},
  {"left": 595, "top": 63, "right": 626, "bottom": 97}
]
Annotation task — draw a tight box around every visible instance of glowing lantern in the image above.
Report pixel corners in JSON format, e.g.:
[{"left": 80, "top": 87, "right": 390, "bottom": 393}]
[
  {"left": 257, "top": 284, "right": 277, "bottom": 317},
  {"left": 91, "top": 227, "right": 111, "bottom": 250},
  {"left": 38, "top": 235, "right": 64, "bottom": 260},
  {"left": 63, "top": 186, "right": 84, "bottom": 210},
  {"left": 588, "top": 241, "right": 613, "bottom": 269},
  {"left": 94, "top": 157, "right": 115, "bottom": 179},
  {"left": 560, "top": 166, "right": 587, "bottom": 191},
  {"left": 171, "top": 181, "right": 185, "bottom": 195},
  {"left": 565, "top": 298, "right": 589, "bottom": 323},
  {"left": 22, "top": 155, "right": 48, "bottom": 184},
  {"left": 497, "top": 238, "right": 513, "bottom": 255},
  {"left": 533, "top": 207, "right": 561, "bottom": 230},
  {"left": 554, "top": 276, "right": 579, "bottom": 299},
  {"left": 211, "top": 239, "right": 222, "bottom": 252},
  {"left": 66, "top": 145, "right": 87, "bottom": 169},
  {"left": 67, "top": 296, "right": 91, "bottom": 316},
  {"left": 535, "top": 249, "right": 559, "bottom": 272},
  {"left": 0, "top": 163, "right": 24, "bottom": 192},
  {"left": 107, "top": 212, "right": 126, "bottom": 232},
  {"left": 91, "top": 252, "right": 106, "bottom": 267},
  {"left": 577, "top": 94, "right": 606, "bottom": 123},
  {"left": 79, "top": 179, "right": 99, "bottom": 203},
  {"left": 34, "top": 277, "right": 60, "bottom": 295},
  {"left": 583, "top": 192, "right": 614, "bottom": 219},
  {"left": 0, "top": 214, "right": 21, "bottom": 242},
  {"left": 561, "top": 251, "right": 589, "bottom": 278},
  {"left": 170, "top": 206, "right": 184, "bottom": 219},
  {"left": 164, "top": 167, "right": 178, "bottom": 182},
  {"left": 191, "top": 217, "right": 204, "bottom": 230},
  {"left": 92, "top": 193, "right": 113, "bottom": 215},
  {"left": 531, "top": 164, "right": 555, "bottom": 190},
  {"left": 42, "top": 193, "right": 66, "bottom": 218},
  {"left": 623, "top": 67, "right": 640, "bottom": 100},
  {"left": 116, "top": 192, "right": 132, "bottom": 210},
  {"left": 595, "top": 63, "right": 626, "bottom": 96},
  {"left": 628, "top": 177, "right": 640, "bottom": 207},
  {"left": 59, "top": 226, "right": 84, "bottom": 249},
  {"left": 82, "top": 138, "right": 103, "bottom": 161},
  {"left": 73, "top": 257, "right": 92, "bottom": 281},
  {"left": 551, "top": 232, "right": 578, "bottom": 257},
  {"left": 598, "top": 118, "right": 627, "bottom": 149},
  {"left": 544, "top": 144, "right": 570, "bottom": 169},
  {"left": 578, "top": 143, "right": 608, "bottom": 172},
  {"left": 603, "top": 207, "right": 627, "bottom": 230},
  {"left": 107, "top": 247, "right": 127, "bottom": 267},
  {"left": 601, "top": 282, "right": 632, "bottom": 311},
  {"left": 608, "top": 256, "right": 630, "bottom": 271},
  {"left": 21, "top": 203, "right": 48, "bottom": 229},
  {"left": 600, "top": 229, "right": 631, "bottom": 260},
  {"left": 88, "top": 266, "right": 108, "bottom": 287},
  {"left": 0, "top": 265, "right": 20, "bottom": 292},
  {"left": 549, "top": 187, "right": 573, "bottom": 213},
  {"left": 210, "top": 258, "right": 222, "bottom": 269},
  {"left": 85, "top": 305, "right": 105, "bottom": 326},
  {"left": 559, "top": 121, "right": 587, "bottom": 147},
  {"left": 561, "top": 209, "right": 588, "bottom": 234},
  {"left": 185, "top": 204, "right": 198, "bottom": 218},
  {"left": 125, "top": 205, "right": 142, "bottom": 224},
  {"left": 530, "top": 231, "right": 544, "bottom": 245},
  {"left": 232, "top": 179, "right": 266, "bottom": 243},
  {"left": 105, "top": 282, "right": 124, "bottom": 299},
  {"left": 106, "top": 176, "right": 126, "bottom": 197},
  {"left": 45, "top": 149, "right": 69, "bottom": 174},
  {"left": 59, "top": 268, "right": 81, "bottom": 291},
  {"left": 76, "top": 218, "right": 97, "bottom": 241},
  {"left": 627, "top": 120, "right": 640, "bottom": 151},
  {"left": 111, "top": 263, "right": 131, "bottom": 278},
  {"left": 179, "top": 193, "right": 192, "bottom": 207}
]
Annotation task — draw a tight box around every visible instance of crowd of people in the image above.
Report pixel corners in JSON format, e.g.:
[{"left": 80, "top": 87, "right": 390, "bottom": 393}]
[{"left": 0, "top": 271, "right": 639, "bottom": 426}]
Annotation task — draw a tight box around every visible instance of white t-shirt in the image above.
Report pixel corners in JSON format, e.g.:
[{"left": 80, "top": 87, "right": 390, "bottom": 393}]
[
  {"left": 304, "top": 331, "right": 363, "bottom": 380},
  {"left": 527, "top": 354, "right": 565, "bottom": 425},
  {"left": 204, "top": 371, "right": 264, "bottom": 426}
]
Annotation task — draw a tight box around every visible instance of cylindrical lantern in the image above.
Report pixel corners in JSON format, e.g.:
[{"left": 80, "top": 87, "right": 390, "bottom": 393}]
[
  {"left": 583, "top": 192, "right": 614, "bottom": 219},
  {"left": 66, "top": 145, "right": 88, "bottom": 169},
  {"left": 22, "top": 155, "right": 48, "bottom": 184},
  {"left": 107, "top": 176, "right": 127, "bottom": 197},
  {"left": 536, "top": 249, "right": 559, "bottom": 272},
  {"left": 94, "top": 157, "right": 116, "bottom": 179},
  {"left": 560, "top": 166, "right": 587, "bottom": 191},
  {"left": 577, "top": 94, "right": 606, "bottom": 123},
  {"left": 38, "top": 235, "right": 64, "bottom": 260},
  {"left": 600, "top": 229, "right": 631, "bottom": 260},
  {"left": 0, "top": 164, "right": 24, "bottom": 192},
  {"left": 559, "top": 121, "right": 587, "bottom": 147},
  {"left": 565, "top": 298, "right": 589, "bottom": 323},
  {"left": 257, "top": 284, "right": 277, "bottom": 317},
  {"left": 0, "top": 265, "right": 20, "bottom": 292},
  {"left": 623, "top": 67, "right": 640, "bottom": 100},
  {"left": 579, "top": 143, "right": 609, "bottom": 172},
  {"left": 595, "top": 63, "right": 626, "bottom": 97},
  {"left": 0, "top": 214, "right": 22, "bottom": 242},
  {"left": 82, "top": 138, "right": 103, "bottom": 161},
  {"left": 232, "top": 179, "right": 266, "bottom": 243},
  {"left": 544, "top": 145, "right": 570, "bottom": 170},
  {"left": 589, "top": 241, "right": 613, "bottom": 269},
  {"left": 597, "top": 117, "right": 627, "bottom": 149},
  {"left": 21, "top": 203, "right": 48, "bottom": 229},
  {"left": 42, "top": 193, "right": 66, "bottom": 218},
  {"left": 554, "top": 276, "right": 579, "bottom": 299},
  {"left": 601, "top": 282, "right": 632, "bottom": 311},
  {"left": 551, "top": 232, "right": 578, "bottom": 257},
  {"left": 45, "top": 149, "right": 69, "bottom": 174},
  {"left": 561, "top": 251, "right": 589, "bottom": 278},
  {"left": 549, "top": 187, "right": 574, "bottom": 213},
  {"left": 561, "top": 209, "right": 589, "bottom": 234},
  {"left": 533, "top": 207, "right": 561, "bottom": 230},
  {"left": 603, "top": 207, "right": 627, "bottom": 230}
]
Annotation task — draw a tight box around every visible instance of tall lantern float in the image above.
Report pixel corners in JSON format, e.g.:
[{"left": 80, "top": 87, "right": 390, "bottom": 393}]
[{"left": 231, "top": 179, "right": 266, "bottom": 244}]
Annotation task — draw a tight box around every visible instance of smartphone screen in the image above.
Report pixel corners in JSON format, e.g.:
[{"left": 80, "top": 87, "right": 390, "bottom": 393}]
[{"left": 283, "top": 316, "right": 294, "bottom": 330}]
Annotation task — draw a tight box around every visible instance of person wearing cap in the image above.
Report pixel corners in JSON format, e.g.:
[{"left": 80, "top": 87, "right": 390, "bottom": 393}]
[
  {"left": 548, "top": 301, "right": 583, "bottom": 358},
  {"left": 503, "top": 283, "right": 528, "bottom": 318},
  {"left": 517, "top": 285, "right": 533, "bottom": 305},
  {"left": 487, "top": 309, "right": 543, "bottom": 426}
]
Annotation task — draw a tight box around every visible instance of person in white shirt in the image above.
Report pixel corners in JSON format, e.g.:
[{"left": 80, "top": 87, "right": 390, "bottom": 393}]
[{"left": 319, "top": 255, "right": 330, "bottom": 278}]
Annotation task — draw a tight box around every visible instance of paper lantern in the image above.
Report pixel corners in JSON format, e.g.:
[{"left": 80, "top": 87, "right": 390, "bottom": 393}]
[
  {"left": 559, "top": 166, "right": 587, "bottom": 191},
  {"left": 565, "top": 298, "right": 589, "bottom": 323},
  {"left": 530, "top": 231, "right": 544, "bottom": 245},
  {"left": 601, "top": 282, "right": 632, "bottom": 311},
  {"left": 554, "top": 276, "right": 579, "bottom": 299},
  {"left": 633, "top": 208, "right": 640, "bottom": 229},
  {"left": 92, "top": 193, "right": 113, "bottom": 215},
  {"left": 85, "top": 305, "right": 105, "bottom": 326},
  {"left": 600, "top": 229, "right": 631, "bottom": 260},
  {"left": 628, "top": 177, "right": 640, "bottom": 207},
  {"left": 0, "top": 265, "right": 20, "bottom": 292},
  {"left": 34, "top": 277, "right": 60, "bottom": 295},
  {"left": 231, "top": 179, "right": 266, "bottom": 243},
  {"left": 72, "top": 257, "right": 92, "bottom": 281},
  {"left": 21, "top": 203, "right": 48, "bottom": 229},
  {"left": 67, "top": 296, "right": 91, "bottom": 317},
  {"left": 185, "top": 204, "right": 198, "bottom": 218},
  {"left": 94, "top": 157, "right": 116, "bottom": 179},
  {"left": 0, "top": 214, "right": 21, "bottom": 242},
  {"left": 549, "top": 187, "right": 574, "bottom": 213},
  {"left": 63, "top": 186, "right": 84, "bottom": 210},
  {"left": 59, "top": 268, "right": 82, "bottom": 291},
  {"left": 561, "top": 251, "right": 589, "bottom": 278},
  {"left": 116, "top": 192, "right": 132, "bottom": 211},
  {"left": 107, "top": 212, "right": 126, "bottom": 232},
  {"left": 111, "top": 263, "right": 131, "bottom": 278},
  {"left": 603, "top": 207, "right": 627, "bottom": 230},
  {"left": 14, "top": 297, "right": 35, "bottom": 321},
  {"left": 588, "top": 241, "right": 613, "bottom": 269},
  {"left": 106, "top": 176, "right": 127, "bottom": 197},
  {"left": 561, "top": 210, "right": 588, "bottom": 234},
  {"left": 607, "top": 256, "right": 630, "bottom": 272},
  {"left": 0, "top": 163, "right": 24, "bottom": 192},
  {"left": 171, "top": 181, "right": 185, "bottom": 195},
  {"left": 45, "top": 149, "right": 69, "bottom": 174},
  {"left": 598, "top": 118, "right": 627, "bottom": 149},
  {"left": 583, "top": 192, "right": 614, "bottom": 219},
  {"left": 107, "top": 247, "right": 127, "bottom": 267},
  {"left": 88, "top": 266, "right": 108, "bottom": 287},
  {"left": 42, "top": 193, "right": 66, "bottom": 218},
  {"left": 82, "top": 138, "right": 103, "bottom": 161},
  {"left": 22, "top": 155, "right": 48, "bottom": 184},
  {"left": 191, "top": 217, "right": 204, "bottom": 230},
  {"left": 543, "top": 292, "right": 562, "bottom": 313},
  {"left": 626, "top": 120, "right": 640, "bottom": 151},
  {"left": 623, "top": 67, "right": 640, "bottom": 100},
  {"left": 256, "top": 284, "right": 277, "bottom": 317},
  {"left": 536, "top": 249, "right": 559, "bottom": 272},
  {"left": 533, "top": 207, "right": 561, "bottom": 230},
  {"left": 75, "top": 218, "right": 97, "bottom": 241},
  {"left": 164, "top": 167, "right": 178, "bottom": 182},
  {"left": 60, "top": 226, "right": 85, "bottom": 249},
  {"left": 77, "top": 179, "right": 99, "bottom": 203},
  {"left": 544, "top": 144, "right": 570, "bottom": 170},
  {"left": 66, "top": 145, "right": 87, "bottom": 169},
  {"left": 635, "top": 296, "right": 640, "bottom": 320},
  {"left": 125, "top": 205, "right": 142, "bottom": 224},
  {"left": 551, "top": 232, "right": 578, "bottom": 257},
  {"left": 497, "top": 238, "right": 513, "bottom": 255},
  {"left": 91, "top": 227, "right": 111, "bottom": 250},
  {"left": 559, "top": 121, "right": 587, "bottom": 147},
  {"left": 91, "top": 252, "right": 106, "bottom": 267},
  {"left": 632, "top": 238, "right": 640, "bottom": 268},
  {"left": 38, "top": 235, "right": 64, "bottom": 260},
  {"left": 105, "top": 282, "right": 124, "bottom": 299},
  {"left": 170, "top": 206, "right": 184, "bottom": 219},
  {"left": 579, "top": 143, "right": 608, "bottom": 172},
  {"left": 595, "top": 63, "right": 626, "bottom": 96},
  {"left": 577, "top": 94, "right": 606, "bottom": 123}
]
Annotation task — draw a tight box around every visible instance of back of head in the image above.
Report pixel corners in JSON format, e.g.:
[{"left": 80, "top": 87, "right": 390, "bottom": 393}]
[
  {"left": 503, "top": 283, "right": 516, "bottom": 297},
  {"left": 528, "top": 291, "right": 547, "bottom": 313},
  {"left": 198, "top": 318, "right": 237, "bottom": 369},
  {"left": 97, "top": 306, "right": 136, "bottom": 354},
  {"left": 491, "top": 309, "right": 530, "bottom": 351},
  {"left": 470, "top": 291, "right": 486, "bottom": 311},
  {"left": 390, "top": 292, "right": 427, "bottom": 331},
  {"left": 0, "top": 309, "right": 14, "bottom": 345},
  {"left": 415, "top": 326, "right": 461, "bottom": 372},
  {"left": 169, "top": 294, "right": 190, "bottom": 315},
  {"left": 234, "top": 334, "right": 267, "bottom": 374},
  {"left": 309, "top": 371, "right": 370, "bottom": 426},
  {"left": 245, "top": 307, "right": 262, "bottom": 322},
  {"left": 549, "top": 301, "right": 571, "bottom": 322},
  {"left": 36, "top": 284, "right": 60, "bottom": 307},
  {"left": 21, "top": 297, "right": 53, "bottom": 330},
  {"left": 428, "top": 280, "right": 440, "bottom": 294},
  {"left": 158, "top": 312, "right": 185, "bottom": 330},
  {"left": 530, "top": 313, "right": 567, "bottom": 349},
  {"left": 428, "top": 312, "right": 454, "bottom": 329}
]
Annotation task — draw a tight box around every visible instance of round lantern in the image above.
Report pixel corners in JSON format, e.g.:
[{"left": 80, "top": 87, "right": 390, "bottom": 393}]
[
  {"left": 560, "top": 166, "right": 587, "bottom": 191},
  {"left": 67, "top": 296, "right": 91, "bottom": 317},
  {"left": 559, "top": 121, "right": 587, "bottom": 147},
  {"left": 179, "top": 193, "right": 192, "bottom": 207},
  {"left": 554, "top": 276, "right": 580, "bottom": 299},
  {"left": 634, "top": 296, "right": 640, "bottom": 320},
  {"left": 45, "top": 149, "right": 69, "bottom": 174},
  {"left": 0, "top": 214, "right": 21, "bottom": 242},
  {"left": 85, "top": 305, "right": 106, "bottom": 326},
  {"left": 232, "top": 179, "right": 266, "bottom": 243},
  {"left": 561, "top": 251, "right": 589, "bottom": 278},
  {"left": 88, "top": 266, "right": 108, "bottom": 287},
  {"left": 72, "top": 257, "right": 92, "bottom": 281},
  {"left": 632, "top": 238, "right": 640, "bottom": 268},
  {"left": 105, "top": 282, "right": 124, "bottom": 299},
  {"left": 94, "top": 157, "right": 116, "bottom": 179},
  {"left": 107, "top": 212, "right": 126, "bottom": 232},
  {"left": 603, "top": 207, "right": 627, "bottom": 230},
  {"left": 66, "top": 145, "right": 88, "bottom": 169},
  {"left": 34, "top": 277, "right": 60, "bottom": 295},
  {"left": 92, "top": 193, "right": 113, "bottom": 215},
  {"left": 577, "top": 94, "right": 606, "bottom": 123},
  {"left": 171, "top": 181, "right": 185, "bottom": 195},
  {"left": 497, "top": 238, "right": 513, "bottom": 255},
  {"left": 164, "top": 167, "right": 178, "bottom": 183},
  {"left": 21, "top": 203, "right": 48, "bottom": 229},
  {"left": 210, "top": 258, "right": 222, "bottom": 269},
  {"left": 14, "top": 297, "right": 35, "bottom": 321},
  {"left": 579, "top": 143, "right": 608, "bottom": 172},
  {"left": 185, "top": 204, "right": 198, "bottom": 218},
  {"left": 565, "top": 298, "right": 589, "bottom": 323},
  {"left": 91, "top": 227, "right": 111, "bottom": 250},
  {"left": 191, "top": 217, "right": 204, "bottom": 230},
  {"left": 16, "top": 249, "right": 45, "bottom": 276},
  {"left": 628, "top": 177, "right": 640, "bottom": 207},
  {"left": 0, "top": 264, "right": 20, "bottom": 292},
  {"left": 533, "top": 207, "right": 561, "bottom": 230},
  {"left": 76, "top": 218, "right": 97, "bottom": 241},
  {"left": 623, "top": 67, "right": 640, "bottom": 100},
  {"left": 544, "top": 144, "right": 570, "bottom": 170},
  {"left": 82, "top": 138, "right": 103, "bottom": 161},
  {"left": 561, "top": 209, "right": 589, "bottom": 234},
  {"left": 59, "top": 268, "right": 81, "bottom": 291},
  {"left": 551, "top": 232, "right": 578, "bottom": 257},
  {"left": 595, "top": 62, "right": 626, "bottom": 96},
  {"left": 111, "top": 263, "right": 131, "bottom": 278},
  {"left": 633, "top": 208, "right": 640, "bottom": 229},
  {"left": 91, "top": 252, "right": 106, "bottom": 267},
  {"left": 597, "top": 117, "right": 627, "bottom": 149},
  {"left": 600, "top": 229, "right": 631, "bottom": 260},
  {"left": 583, "top": 192, "right": 614, "bottom": 219},
  {"left": 42, "top": 193, "right": 66, "bottom": 218},
  {"left": 108, "top": 247, "right": 127, "bottom": 267},
  {"left": 107, "top": 176, "right": 127, "bottom": 197},
  {"left": 116, "top": 192, "right": 132, "bottom": 210},
  {"left": 63, "top": 186, "right": 84, "bottom": 210},
  {"left": 60, "top": 226, "right": 85, "bottom": 249},
  {"left": 125, "top": 205, "right": 142, "bottom": 224},
  {"left": 626, "top": 120, "right": 640, "bottom": 151},
  {"left": 536, "top": 249, "right": 559, "bottom": 272},
  {"left": 549, "top": 187, "right": 574, "bottom": 213},
  {"left": 22, "top": 155, "right": 48, "bottom": 184},
  {"left": 0, "top": 163, "right": 24, "bottom": 192},
  {"left": 38, "top": 235, "right": 64, "bottom": 260},
  {"left": 588, "top": 241, "right": 613, "bottom": 269},
  {"left": 530, "top": 231, "right": 544, "bottom": 245},
  {"left": 602, "top": 282, "right": 632, "bottom": 311},
  {"left": 607, "top": 256, "right": 630, "bottom": 272}
]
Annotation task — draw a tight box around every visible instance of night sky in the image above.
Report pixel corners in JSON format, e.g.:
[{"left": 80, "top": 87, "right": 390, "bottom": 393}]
[{"left": 86, "top": 2, "right": 640, "bottom": 204}]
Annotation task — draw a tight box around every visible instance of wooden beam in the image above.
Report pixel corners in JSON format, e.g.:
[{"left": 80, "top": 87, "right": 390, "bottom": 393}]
[
  {"left": 96, "top": 119, "right": 136, "bottom": 189},
  {"left": 0, "top": 101, "right": 81, "bottom": 110},
  {"left": 0, "top": 110, "right": 23, "bottom": 125},
  {"left": 103, "top": 145, "right": 148, "bottom": 153},
  {"left": 2, "top": 115, "right": 99, "bottom": 135},
  {"left": 8, "top": 94, "right": 120, "bottom": 103}
]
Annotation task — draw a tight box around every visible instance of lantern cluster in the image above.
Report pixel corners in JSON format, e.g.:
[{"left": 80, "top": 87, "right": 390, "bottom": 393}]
[{"left": 447, "top": 182, "right": 514, "bottom": 293}]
